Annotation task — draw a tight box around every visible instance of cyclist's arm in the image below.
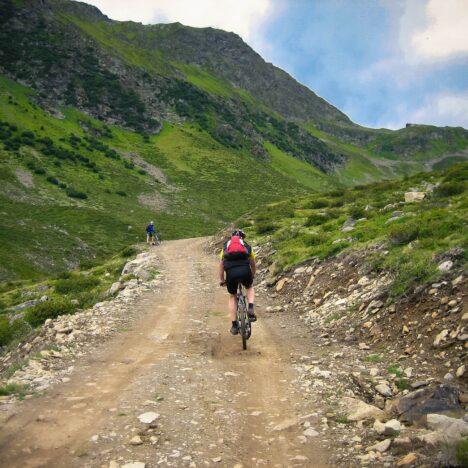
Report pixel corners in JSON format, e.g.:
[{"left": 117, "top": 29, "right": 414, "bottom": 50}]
[
  {"left": 219, "top": 260, "right": 225, "bottom": 283},
  {"left": 219, "top": 249, "right": 225, "bottom": 283},
  {"left": 250, "top": 257, "right": 256, "bottom": 276}
]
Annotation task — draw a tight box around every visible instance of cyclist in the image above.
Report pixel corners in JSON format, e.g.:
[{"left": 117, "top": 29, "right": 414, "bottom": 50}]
[
  {"left": 146, "top": 221, "right": 156, "bottom": 245},
  {"left": 219, "top": 229, "right": 257, "bottom": 335}
]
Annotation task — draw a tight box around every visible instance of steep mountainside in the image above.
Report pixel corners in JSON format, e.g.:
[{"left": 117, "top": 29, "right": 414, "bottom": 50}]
[{"left": 0, "top": 0, "right": 467, "bottom": 281}]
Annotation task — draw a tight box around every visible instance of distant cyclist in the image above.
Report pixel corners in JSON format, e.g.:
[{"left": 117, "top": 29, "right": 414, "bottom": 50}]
[
  {"left": 146, "top": 221, "right": 157, "bottom": 245},
  {"left": 219, "top": 229, "right": 257, "bottom": 335}
]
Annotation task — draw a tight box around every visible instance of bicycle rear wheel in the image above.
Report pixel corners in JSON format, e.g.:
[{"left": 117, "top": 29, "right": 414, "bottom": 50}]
[{"left": 237, "top": 286, "right": 248, "bottom": 350}]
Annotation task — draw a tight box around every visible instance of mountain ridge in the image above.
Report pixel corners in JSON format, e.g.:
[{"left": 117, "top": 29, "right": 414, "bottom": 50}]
[{"left": 0, "top": 0, "right": 467, "bottom": 281}]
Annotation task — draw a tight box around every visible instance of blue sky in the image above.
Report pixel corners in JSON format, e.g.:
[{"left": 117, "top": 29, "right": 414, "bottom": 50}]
[{"left": 83, "top": 0, "right": 468, "bottom": 129}]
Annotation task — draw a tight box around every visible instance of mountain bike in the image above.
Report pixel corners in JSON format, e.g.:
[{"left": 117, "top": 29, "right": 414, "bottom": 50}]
[{"left": 236, "top": 283, "right": 252, "bottom": 350}]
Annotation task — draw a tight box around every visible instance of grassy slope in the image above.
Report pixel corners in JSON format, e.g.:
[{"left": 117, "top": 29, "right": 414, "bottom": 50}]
[
  {"left": 241, "top": 163, "right": 467, "bottom": 298},
  {"left": 0, "top": 76, "right": 328, "bottom": 281}
]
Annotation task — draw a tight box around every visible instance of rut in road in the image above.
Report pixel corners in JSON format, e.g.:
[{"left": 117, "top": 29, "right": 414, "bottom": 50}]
[{"left": 0, "top": 238, "right": 329, "bottom": 467}]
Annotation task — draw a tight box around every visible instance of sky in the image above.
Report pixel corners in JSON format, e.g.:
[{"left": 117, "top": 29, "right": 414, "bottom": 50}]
[{"left": 81, "top": 0, "right": 468, "bottom": 130}]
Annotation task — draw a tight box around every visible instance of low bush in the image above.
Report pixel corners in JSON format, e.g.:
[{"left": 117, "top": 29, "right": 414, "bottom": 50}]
[
  {"left": 121, "top": 246, "right": 137, "bottom": 258},
  {"left": 116, "top": 190, "right": 127, "bottom": 197},
  {"left": 46, "top": 176, "right": 59, "bottom": 185},
  {"left": 66, "top": 187, "right": 88, "bottom": 199},
  {"left": 256, "top": 222, "right": 276, "bottom": 235},
  {"left": 305, "top": 213, "right": 330, "bottom": 226},
  {"left": 54, "top": 275, "right": 100, "bottom": 294},
  {"left": 348, "top": 205, "right": 365, "bottom": 219},
  {"left": 302, "top": 233, "right": 323, "bottom": 246},
  {"left": 306, "top": 198, "right": 329, "bottom": 209},
  {"left": 33, "top": 167, "right": 46, "bottom": 175},
  {"left": 387, "top": 221, "right": 419, "bottom": 245},
  {"left": 24, "top": 300, "right": 75, "bottom": 327},
  {"left": 434, "top": 181, "right": 466, "bottom": 197},
  {"left": 0, "top": 317, "right": 31, "bottom": 346}
]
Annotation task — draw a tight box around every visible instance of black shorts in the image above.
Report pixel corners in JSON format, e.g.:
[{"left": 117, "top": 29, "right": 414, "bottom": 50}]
[{"left": 226, "top": 266, "right": 253, "bottom": 295}]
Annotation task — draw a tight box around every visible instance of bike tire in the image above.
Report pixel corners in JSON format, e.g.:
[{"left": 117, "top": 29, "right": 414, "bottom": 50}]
[{"left": 240, "top": 308, "right": 247, "bottom": 350}]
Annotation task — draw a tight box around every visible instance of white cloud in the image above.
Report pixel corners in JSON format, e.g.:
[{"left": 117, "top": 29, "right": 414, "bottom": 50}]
[
  {"left": 376, "top": 92, "right": 468, "bottom": 129},
  {"left": 410, "top": 0, "right": 468, "bottom": 60},
  {"left": 81, "top": 0, "right": 275, "bottom": 42}
]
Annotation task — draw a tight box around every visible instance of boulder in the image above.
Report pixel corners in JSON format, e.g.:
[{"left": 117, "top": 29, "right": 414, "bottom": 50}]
[
  {"left": 387, "top": 384, "right": 462, "bottom": 424},
  {"left": 107, "top": 282, "right": 123, "bottom": 296},
  {"left": 375, "top": 383, "right": 392, "bottom": 397},
  {"left": 404, "top": 192, "right": 425, "bottom": 203},
  {"left": 438, "top": 260, "right": 453, "bottom": 272},
  {"left": 340, "top": 397, "right": 384, "bottom": 421},
  {"left": 418, "top": 414, "right": 468, "bottom": 445},
  {"left": 367, "top": 438, "right": 391, "bottom": 453},
  {"left": 396, "top": 453, "right": 418, "bottom": 466}
]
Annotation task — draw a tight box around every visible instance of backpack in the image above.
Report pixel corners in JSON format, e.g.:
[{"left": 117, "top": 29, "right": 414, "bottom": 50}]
[{"left": 223, "top": 236, "right": 249, "bottom": 261}]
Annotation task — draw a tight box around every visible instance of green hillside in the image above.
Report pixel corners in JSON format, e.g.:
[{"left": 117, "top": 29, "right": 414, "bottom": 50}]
[
  {"left": 240, "top": 163, "right": 467, "bottom": 298},
  {"left": 0, "top": 0, "right": 467, "bottom": 283}
]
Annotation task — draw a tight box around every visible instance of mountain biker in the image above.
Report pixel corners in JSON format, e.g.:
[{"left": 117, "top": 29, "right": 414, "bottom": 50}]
[
  {"left": 219, "top": 229, "right": 257, "bottom": 335},
  {"left": 146, "top": 221, "right": 156, "bottom": 245}
]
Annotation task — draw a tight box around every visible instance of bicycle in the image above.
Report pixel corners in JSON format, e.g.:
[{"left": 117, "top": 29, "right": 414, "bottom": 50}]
[{"left": 236, "top": 283, "right": 252, "bottom": 350}]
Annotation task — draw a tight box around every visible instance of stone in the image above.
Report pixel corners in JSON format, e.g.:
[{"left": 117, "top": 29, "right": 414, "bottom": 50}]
[
  {"left": 340, "top": 397, "right": 384, "bottom": 421},
  {"left": 138, "top": 412, "right": 159, "bottom": 424},
  {"left": 358, "top": 342, "right": 370, "bottom": 350},
  {"left": 272, "top": 417, "right": 299, "bottom": 431},
  {"left": 122, "top": 464, "right": 145, "bottom": 468},
  {"left": 375, "top": 383, "right": 392, "bottom": 397},
  {"left": 108, "top": 282, "right": 123, "bottom": 295},
  {"left": 276, "top": 278, "right": 287, "bottom": 292},
  {"left": 367, "top": 438, "right": 391, "bottom": 453},
  {"left": 404, "top": 192, "right": 425, "bottom": 203},
  {"left": 419, "top": 414, "right": 468, "bottom": 445},
  {"left": 433, "top": 329, "right": 448, "bottom": 346},
  {"left": 109, "top": 462, "right": 120, "bottom": 468},
  {"left": 129, "top": 435, "right": 143, "bottom": 446},
  {"left": 456, "top": 365, "right": 465, "bottom": 377},
  {"left": 303, "top": 427, "right": 319, "bottom": 437},
  {"left": 373, "top": 420, "right": 386, "bottom": 435},
  {"left": 12, "top": 299, "right": 38, "bottom": 311},
  {"left": 387, "top": 384, "right": 462, "bottom": 424},
  {"left": 384, "top": 419, "right": 401, "bottom": 435},
  {"left": 396, "top": 453, "right": 418, "bottom": 466},
  {"left": 444, "top": 372, "right": 454, "bottom": 381},
  {"left": 438, "top": 260, "right": 453, "bottom": 272}
]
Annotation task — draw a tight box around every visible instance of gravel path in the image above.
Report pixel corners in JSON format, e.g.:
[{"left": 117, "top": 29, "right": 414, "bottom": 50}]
[{"left": 0, "top": 238, "right": 330, "bottom": 468}]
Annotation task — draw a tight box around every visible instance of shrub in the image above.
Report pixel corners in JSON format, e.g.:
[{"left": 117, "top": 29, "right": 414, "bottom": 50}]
[
  {"left": 138, "top": 169, "right": 147, "bottom": 175},
  {"left": 455, "top": 438, "right": 468, "bottom": 466},
  {"left": 24, "top": 300, "right": 75, "bottom": 327},
  {"left": 388, "top": 221, "right": 419, "bottom": 245},
  {"left": 302, "top": 233, "right": 323, "bottom": 246},
  {"left": 0, "top": 317, "right": 31, "bottom": 346},
  {"left": 55, "top": 276, "right": 100, "bottom": 294},
  {"left": 121, "top": 246, "right": 137, "bottom": 258},
  {"left": 328, "top": 189, "right": 345, "bottom": 198},
  {"left": 46, "top": 176, "right": 59, "bottom": 185},
  {"left": 116, "top": 190, "right": 127, "bottom": 197},
  {"left": 434, "top": 181, "right": 466, "bottom": 197},
  {"left": 33, "top": 167, "right": 46, "bottom": 175},
  {"left": 306, "top": 198, "right": 329, "bottom": 209},
  {"left": 66, "top": 187, "right": 88, "bottom": 199},
  {"left": 305, "top": 213, "right": 330, "bottom": 226},
  {"left": 348, "top": 205, "right": 365, "bottom": 219},
  {"left": 256, "top": 222, "right": 276, "bottom": 235}
]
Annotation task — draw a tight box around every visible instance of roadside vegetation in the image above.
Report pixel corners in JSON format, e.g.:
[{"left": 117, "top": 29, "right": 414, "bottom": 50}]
[
  {"left": 0, "top": 245, "right": 141, "bottom": 349},
  {"left": 242, "top": 163, "right": 467, "bottom": 298}
]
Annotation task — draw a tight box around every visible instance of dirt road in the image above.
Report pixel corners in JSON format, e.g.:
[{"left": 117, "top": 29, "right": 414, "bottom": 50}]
[{"left": 0, "top": 239, "right": 329, "bottom": 467}]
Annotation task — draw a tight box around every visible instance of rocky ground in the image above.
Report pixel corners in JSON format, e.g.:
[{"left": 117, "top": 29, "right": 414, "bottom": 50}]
[
  {"left": 252, "top": 240, "right": 467, "bottom": 466},
  {"left": 0, "top": 237, "right": 466, "bottom": 467}
]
